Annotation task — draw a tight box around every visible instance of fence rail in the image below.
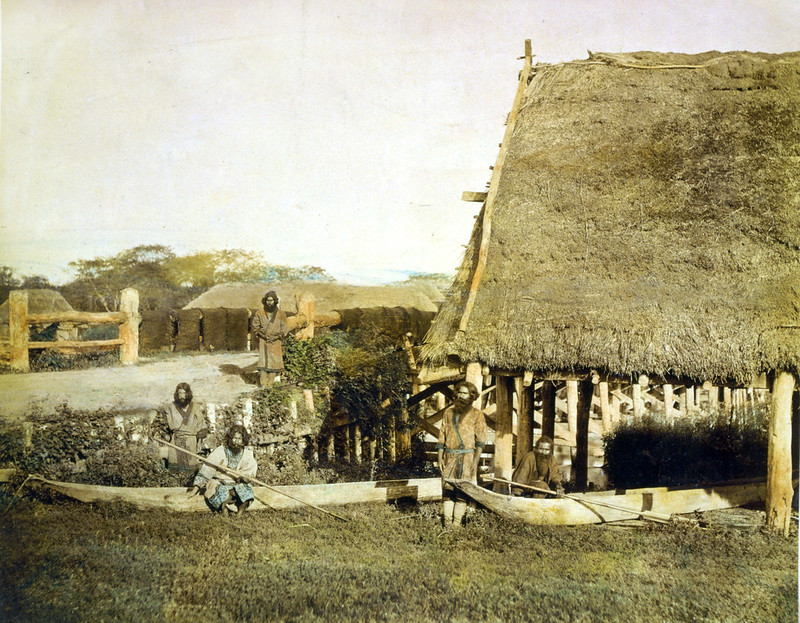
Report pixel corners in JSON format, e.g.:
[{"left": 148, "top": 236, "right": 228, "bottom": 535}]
[{"left": 2, "top": 288, "right": 140, "bottom": 371}]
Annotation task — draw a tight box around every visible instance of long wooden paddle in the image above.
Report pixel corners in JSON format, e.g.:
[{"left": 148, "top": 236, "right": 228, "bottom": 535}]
[
  {"left": 156, "top": 438, "right": 348, "bottom": 522},
  {"left": 483, "top": 476, "right": 677, "bottom": 524}
]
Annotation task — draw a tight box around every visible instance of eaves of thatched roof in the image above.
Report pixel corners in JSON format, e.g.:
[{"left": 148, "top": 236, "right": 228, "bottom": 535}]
[{"left": 422, "top": 51, "right": 800, "bottom": 385}]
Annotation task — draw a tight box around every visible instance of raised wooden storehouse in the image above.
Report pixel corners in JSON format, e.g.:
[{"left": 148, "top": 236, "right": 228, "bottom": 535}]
[{"left": 421, "top": 44, "right": 800, "bottom": 533}]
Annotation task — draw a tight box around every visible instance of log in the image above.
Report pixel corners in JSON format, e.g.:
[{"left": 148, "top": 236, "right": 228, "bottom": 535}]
[
  {"left": 516, "top": 379, "right": 534, "bottom": 464},
  {"left": 599, "top": 381, "right": 611, "bottom": 432},
  {"left": 574, "top": 380, "right": 593, "bottom": 491},
  {"left": 632, "top": 383, "right": 644, "bottom": 418},
  {"left": 766, "top": 371, "right": 795, "bottom": 536},
  {"left": 119, "top": 288, "right": 139, "bottom": 364},
  {"left": 9, "top": 291, "right": 29, "bottom": 372},
  {"left": 566, "top": 380, "right": 578, "bottom": 432},
  {"left": 663, "top": 384, "right": 674, "bottom": 418},
  {"left": 458, "top": 40, "right": 532, "bottom": 333},
  {"left": 540, "top": 381, "right": 556, "bottom": 440},
  {"left": 465, "top": 362, "right": 484, "bottom": 409},
  {"left": 294, "top": 292, "right": 315, "bottom": 340},
  {"left": 461, "top": 191, "right": 488, "bottom": 202},
  {"left": 28, "top": 311, "right": 127, "bottom": 324},
  {"left": 27, "top": 339, "right": 125, "bottom": 349},
  {"left": 493, "top": 376, "right": 515, "bottom": 490}
]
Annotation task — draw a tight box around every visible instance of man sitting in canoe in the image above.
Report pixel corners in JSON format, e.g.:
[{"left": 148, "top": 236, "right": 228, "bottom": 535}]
[
  {"left": 437, "top": 381, "right": 487, "bottom": 527},
  {"left": 511, "top": 436, "right": 565, "bottom": 497},
  {"left": 190, "top": 424, "right": 258, "bottom": 514}
]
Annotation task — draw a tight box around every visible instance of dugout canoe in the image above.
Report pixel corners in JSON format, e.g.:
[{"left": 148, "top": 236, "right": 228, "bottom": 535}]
[
  {"left": 31, "top": 476, "right": 442, "bottom": 512},
  {"left": 449, "top": 478, "right": 771, "bottom": 525}
]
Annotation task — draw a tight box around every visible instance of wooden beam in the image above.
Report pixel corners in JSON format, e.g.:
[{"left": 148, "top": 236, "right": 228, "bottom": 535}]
[
  {"left": 119, "top": 288, "right": 139, "bottom": 364},
  {"left": 573, "top": 380, "right": 593, "bottom": 491},
  {"left": 663, "top": 383, "right": 674, "bottom": 418},
  {"left": 766, "top": 371, "right": 795, "bottom": 535},
  {"left": 28, "top": 339, "right": 125, "bottom": 349},
  {"left": 566, "top": 380, "right": 578, "bottom": 432},
  {"left": 28, "top": 311, "right": 128, "bottom": 324},
  {"left": 461, "top": 191, "right": 488, "bottom": 202},
  {"left": 540, "top": 381, "right": 556, "bottom": 440},
  {"left": 9, "top": 291, "right": 29, "bottom": 372},
  {"left": 459, "top": 39, "right": 533, "bottom": 333},
  {"left": 465, "top": 362, "right": 484, "bottom": 409},
  {"left": 598, "top": 381, "right": 611, "bottom": 433},
  {"left": 493, "top": 376, "right": 515, "bottom": 490},
  {"left": 517, "top": 378, "right": 534, "bottom": 464},
  {"left": 294, "top": 292, "right": 315, "bottom": 340},
  {"left": 632, "top": 383, "right": 644, "bottom": 418},
  {"left": 407, "top": 381, "right": 454, "bottom": 408}
]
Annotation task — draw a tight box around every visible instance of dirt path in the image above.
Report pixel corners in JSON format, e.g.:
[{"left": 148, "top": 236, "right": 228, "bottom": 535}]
[{"left": 0, "top": 353, "right": 262, "bottom": 420}]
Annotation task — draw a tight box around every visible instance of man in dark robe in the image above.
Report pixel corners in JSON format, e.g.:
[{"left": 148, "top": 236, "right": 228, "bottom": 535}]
[
  {"left": 511, "top": 435, "right": 565, "bottom": 497},
  {"left": 251, "top": 290, "right": 289, "bottom": 386},
  {"left": 161, "top": 382, "right": 209, "bottom": 473}
]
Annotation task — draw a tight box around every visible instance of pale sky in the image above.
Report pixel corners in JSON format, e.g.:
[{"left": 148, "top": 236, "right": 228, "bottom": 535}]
[{"left": 2, "top": 0, "right": 799, "bottom": 284}]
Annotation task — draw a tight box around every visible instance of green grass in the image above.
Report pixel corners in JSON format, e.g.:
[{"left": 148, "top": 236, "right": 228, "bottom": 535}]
[{"left": 1, "top": 500, "right": 796, "bottom": 623}]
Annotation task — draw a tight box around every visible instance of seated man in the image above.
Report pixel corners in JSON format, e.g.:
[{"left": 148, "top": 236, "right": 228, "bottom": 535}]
[
  {"left": 191, "top": 424, "right": 257, "bottom": 513},
  {"left": 511, "top": 435, "right": 565, "bottom": 497}
]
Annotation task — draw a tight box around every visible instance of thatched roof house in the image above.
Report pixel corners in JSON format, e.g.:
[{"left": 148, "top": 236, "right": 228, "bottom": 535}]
[
  {"left": 423, "top": 50, "right": 799, "bottom": 386},
  {"left": 186, "top": 281, "right": 440, "bottom": 314},
  {"left": 421, "top": 48, "right": 799, "bottom": 529},
  {"left": 0, "top": 289, "right": 74, "bottom": 338}
]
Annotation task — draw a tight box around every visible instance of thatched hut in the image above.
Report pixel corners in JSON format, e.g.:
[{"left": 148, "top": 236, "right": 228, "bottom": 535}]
[
  {"left": 421, "top": 44, "right": 799, "bottom": 532},
  {"left": 0, "top": 289, "right": 75, "bottom": 340}
]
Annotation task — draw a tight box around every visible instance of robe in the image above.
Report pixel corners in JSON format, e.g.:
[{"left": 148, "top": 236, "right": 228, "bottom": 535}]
[
  {"left": 193, "top": 444, "right": 258, "bottom": 510},
  {"left": 251, "top": 308, "right": 289, "bottom": 372},
  {"left": 164, "top": 401, "right": 208, "bottom": 472},
  {"left": 437, "top": 405, "right": 487, "bottom": 492},
  {"left": 511, "top": 450, "right": 563, "bottom": 494}
]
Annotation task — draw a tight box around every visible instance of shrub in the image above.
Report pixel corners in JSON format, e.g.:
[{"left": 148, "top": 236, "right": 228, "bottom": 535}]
[{"left": 603, "top": 408, "right": 769, "bottom": 488}]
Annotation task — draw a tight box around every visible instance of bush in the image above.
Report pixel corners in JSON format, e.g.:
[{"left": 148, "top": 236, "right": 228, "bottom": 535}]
[{"left": 603, "top": 409, "right": 769, "bottom": 488}]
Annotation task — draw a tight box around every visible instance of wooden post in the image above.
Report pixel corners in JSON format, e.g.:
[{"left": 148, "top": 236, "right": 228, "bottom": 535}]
[
  {"left": 119, "top": 288, "right": 140, "bottom": 364},
  {"left": 632, "top": 381, "right": 644, "bottom": 418},
  {"left": 493, "top": 375, "right": 514, "bottom": 490},
  {"left": 294, "top": 292, "right": 315, "bottom": 340},
  {"left": 598, "top": 381, "right": 611, "bottom": 433},
  {"left": 516, "top": 377, "right": 534, "bottom": 465},
  {"left": 397, "top": 401, "right": 411, "bottom": 461},
  {"left": 353, "top": 423, "right": 362, "bottom": 464},
  {"left": 767, "top": 371, "right": 795, "bottom": 536},
  {"left": 465, "top": 362, "right": 484, "bottom": 409},
  {"left": 9, "top": 290, "right": 29, "bottom": 372},
  {"left": 343, "top": 425, "right": 351, "bottom": 463},
  {"left": 566, "top": 380, "right": 578, "bottom": 433},
  {"left": 574, "top": 380, "right": 593, "bottom": 491},
  {"left": 723, "top": 387, "right": 732, "bottom": 414},
  {"left": 387, "top": 411, "right": 396, "bottom": 463},
  {"left": 540, "top": 381, "right": 556, "bottom": 440},
  {"left": 327, "top": 433, "right": 335, "bottom": 462},
  {"left": 663, "top": 384, "right": 674, "bottom": 419},
  {"left": 610, "top": 383, "right": 621, "bottom": 424}
]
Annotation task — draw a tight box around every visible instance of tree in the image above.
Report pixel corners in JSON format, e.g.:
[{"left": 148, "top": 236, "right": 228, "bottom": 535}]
[{"left": 0, "top": 266, "right": 21, "bottom": 304}]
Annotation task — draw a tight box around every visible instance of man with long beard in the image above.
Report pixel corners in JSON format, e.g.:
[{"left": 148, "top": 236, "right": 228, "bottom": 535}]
[
  {"left": 251, "top": 290, "right": 289, "bottom": 386},
  {"left": 190, "top": 424, "right": 257, "bottom": 514},
  {"left": 511, "top": 435, "right": 565, "bottom": 496},
  {"left": 437, "top": 381, "right": 487, "bottom": 527},
  {"left": 162, "top": 382, "right": 209, "bottom": 474}
]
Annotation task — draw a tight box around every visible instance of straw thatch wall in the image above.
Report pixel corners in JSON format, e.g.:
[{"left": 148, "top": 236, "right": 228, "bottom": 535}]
[
  {"left": 423, "top": 51, "right": 800, "bottom": 384},
  {"left": 185, "top": 282, "right": 439, "bottom": 314}
]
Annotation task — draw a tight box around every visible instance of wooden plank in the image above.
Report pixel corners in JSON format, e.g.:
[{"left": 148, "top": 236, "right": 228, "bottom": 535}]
[
  {"left": 9, "top": 291, "right": 29, "bottom": 372},
  {"left": 407, "top": 381, "right": 455, "bottom": 408},
  {"left": 459, "top": 39, "right": 533, "bottom": 332},
  {"left": 28, "top": 339, "right": 125, "bottom": 349},
  {"left": 28, "top": 311, "right": 128, "bottom": 324},
  {"left": 461, "top": 191, "right": 488, "bottom": 202},
  {"left": 119, "top": 287, "right": 139, "bottom": 364},
  {"left": 493, "top": 376, "right": 515, "bottom": 487}
]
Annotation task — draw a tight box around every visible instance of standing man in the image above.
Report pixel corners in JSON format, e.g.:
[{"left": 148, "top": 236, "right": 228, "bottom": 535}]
[
  {"left": 437, "top": 381, "right": 487, "bottom": 527},
  {"left": 511, "top": 435, "right": 565, "bottom": 496},
  {"left": 251, "top": 290, "right": 289, "bottom": 386},
  {"left": 161, "top": 382, "right": 209, "bottom": 474},
  {"left": 191, "top": 424, "right": 258, "bottom": 514}
]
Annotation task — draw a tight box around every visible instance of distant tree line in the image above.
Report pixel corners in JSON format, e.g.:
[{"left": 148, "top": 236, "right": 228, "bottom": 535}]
[{"left": 1, "top": 245, "right": 333, "bottom": 311}]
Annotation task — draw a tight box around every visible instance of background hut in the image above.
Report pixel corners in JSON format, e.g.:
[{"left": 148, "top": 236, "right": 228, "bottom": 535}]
[{"left": 422, "top": 47, "right": 800, "bottom": 533}]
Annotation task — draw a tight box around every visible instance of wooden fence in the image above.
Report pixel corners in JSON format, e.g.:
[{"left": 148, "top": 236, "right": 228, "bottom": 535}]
[{"left": 0, "top": 288, "right": 140, "bottom": 372}]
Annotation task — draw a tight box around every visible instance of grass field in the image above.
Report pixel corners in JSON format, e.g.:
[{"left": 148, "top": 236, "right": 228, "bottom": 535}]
[{"left": 1, "top": 499, "right": 796, "bottom": 623}]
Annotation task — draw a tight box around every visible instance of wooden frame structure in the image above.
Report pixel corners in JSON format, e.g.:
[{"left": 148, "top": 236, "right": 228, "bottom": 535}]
[{"left": 1, "top": 288, "right": 140, "bottom": 371}]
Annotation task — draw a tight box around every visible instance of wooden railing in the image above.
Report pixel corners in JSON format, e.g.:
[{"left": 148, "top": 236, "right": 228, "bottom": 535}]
[{"left": 1, "top": 288, "right": 140, "bottom": 372}]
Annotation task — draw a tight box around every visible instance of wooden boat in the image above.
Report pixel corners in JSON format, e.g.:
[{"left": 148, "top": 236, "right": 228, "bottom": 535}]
[
  {"left": 31, "top": 476, "right": 442, "bottom": 512},
  {"left": 449, "top": 478, "right": 770, "bottom": 525}
]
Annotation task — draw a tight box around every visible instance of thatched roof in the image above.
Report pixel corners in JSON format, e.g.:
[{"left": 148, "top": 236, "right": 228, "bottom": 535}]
[
  {"left": 0, "top": 289, "right": 75, "bottom": 338},
  {"left": 423, "top": 51, "right": 800, "bottom": 384},
  {"left": 185, "top": 282, "right": 440, "bottom": 314}
]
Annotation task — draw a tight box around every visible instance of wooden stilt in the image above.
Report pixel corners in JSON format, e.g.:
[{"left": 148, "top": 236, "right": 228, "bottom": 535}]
[
  {"left": 766, "top": 371, "right": 795, "bottom": 536},
  {"left": 685, "top": 386, "right": 695, "bottom": 414},
  {"left": 663, "top": 384, "right": 674, "bottom": 419},
  {"left": 573, "top": 381, "right": 593, "bottom": 491},
  {"left": 9, "top": 291, "right": 29, "bottom": 372},
  {"left": 119, "top": 288, "right": 140, "bottom": 364},
  {"left": 517, "top": 378, "right": 535, "bottom": 465},
  {"left": 632, "top": 383, "right": 643, "bottom": 419},
  {"left": 599, "top": 381, "right": 611, "bottom": 432},
  {"left": 327, "top": 434, "right": 335, "bottom": 462},
  {"left": 388, "top": 412, "right": 396, "bottom": 463},
  {"left": 723, "top": 387, "right": 732, "bottom": 414},
  {"left": 493, "top": 376, "right": 514, "bottom": 490},
  {"left": 610, "top": 383, "right": 621, "bottom": 424},
  {"left": 566, "top": 380, "right": 578, "bottom": 432},
  {"left": 353, "top": 423, "right": 362, "bottom": 464},
  {"left": 343, "top": 425, "right": 351, "bottom": 463},
  {"left": 465, "top": 362, "right": 484, "bottom": 409},
  {"left": 540, "top": 382, "right": 556, "bottom": 440}
]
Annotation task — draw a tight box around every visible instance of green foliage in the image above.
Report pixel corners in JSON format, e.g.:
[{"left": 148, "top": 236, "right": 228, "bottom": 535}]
[
  {"left": 28, "top": 350, "right": 120, "bottom": 373},
  {"left": 604, "top": 409, "right": 769, "bottom": 488},
  {"left": 1, "top": 503, "right": 796, "bottom": 623},
  {"left": 283, "top": 332, "right": 344, "bottom": 388}
]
